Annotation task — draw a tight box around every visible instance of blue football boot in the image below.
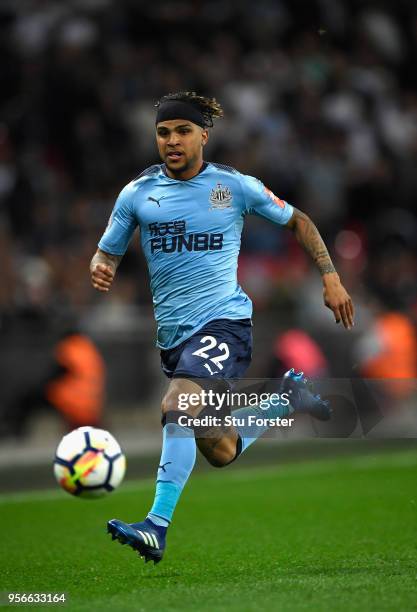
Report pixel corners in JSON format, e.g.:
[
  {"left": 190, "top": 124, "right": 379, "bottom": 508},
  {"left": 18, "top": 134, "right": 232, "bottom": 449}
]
[
  {"left": 107, "top": 518, "right": 166, "bottom": 564},
  {"left": 280, "top": 368, "right": 332, "bottom": 421}
]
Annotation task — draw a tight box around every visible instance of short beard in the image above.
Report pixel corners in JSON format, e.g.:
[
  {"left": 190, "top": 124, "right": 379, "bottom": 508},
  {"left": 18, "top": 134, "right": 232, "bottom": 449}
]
[{"left": 165, "top": 157, "right": 190, "bottom": 176}]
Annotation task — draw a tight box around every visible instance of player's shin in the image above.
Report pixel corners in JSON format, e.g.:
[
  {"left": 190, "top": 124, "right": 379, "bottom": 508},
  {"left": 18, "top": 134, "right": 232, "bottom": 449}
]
[{"left": 146, "top": 411, "right": 196, "bottom": 528}]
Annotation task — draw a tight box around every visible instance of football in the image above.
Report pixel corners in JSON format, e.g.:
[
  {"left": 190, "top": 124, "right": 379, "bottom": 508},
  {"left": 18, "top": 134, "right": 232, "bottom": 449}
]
[{"left": 53, "top": 426, "right": 126, "bottom": 498}]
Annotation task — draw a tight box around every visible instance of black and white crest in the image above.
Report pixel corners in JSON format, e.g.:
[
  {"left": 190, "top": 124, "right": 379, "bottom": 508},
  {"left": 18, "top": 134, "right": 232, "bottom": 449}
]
[{"left": 209, "top": 183, "right": 233, "bottom": 210}]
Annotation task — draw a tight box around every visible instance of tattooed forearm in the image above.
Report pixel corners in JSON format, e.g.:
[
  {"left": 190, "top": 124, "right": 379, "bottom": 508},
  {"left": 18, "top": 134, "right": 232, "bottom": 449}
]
[
  {"left": 90, "top": 249, "right": 122, "bottom": 273},
  {"left": 287, "top": 208, "right": 336, "bottom": 276}
]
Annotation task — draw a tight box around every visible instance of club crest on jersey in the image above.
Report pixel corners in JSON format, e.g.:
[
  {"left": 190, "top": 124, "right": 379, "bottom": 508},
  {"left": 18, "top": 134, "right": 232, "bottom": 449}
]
[{"left": 209, "top": 183, "right": 233, "bottom": 210}]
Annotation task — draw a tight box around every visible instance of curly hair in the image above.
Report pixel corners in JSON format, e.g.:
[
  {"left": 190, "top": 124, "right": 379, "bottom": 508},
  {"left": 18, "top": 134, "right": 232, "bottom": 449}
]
[{"left": 155, "top": 91, "right": 224, "bottom": 127}]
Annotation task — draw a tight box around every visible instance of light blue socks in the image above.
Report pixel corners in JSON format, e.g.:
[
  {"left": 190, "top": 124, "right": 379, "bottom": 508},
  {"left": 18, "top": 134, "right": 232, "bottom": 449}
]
[{"left": 147, "top": 422, "right": 196, "bottom": 527}]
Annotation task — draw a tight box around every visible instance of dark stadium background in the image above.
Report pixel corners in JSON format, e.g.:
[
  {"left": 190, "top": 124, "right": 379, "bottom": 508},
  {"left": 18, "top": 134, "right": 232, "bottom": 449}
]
[{"left": 0, "top": 0, "right": 416, "bottom": 488}]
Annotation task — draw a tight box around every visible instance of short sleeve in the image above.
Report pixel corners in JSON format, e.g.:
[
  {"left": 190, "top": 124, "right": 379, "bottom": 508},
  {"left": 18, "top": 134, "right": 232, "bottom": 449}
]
[
  {"left": 241, "top": 175, "right": 294, "bottom": 226},
  {"left": 98, "top": 183, "right": 138, "bottom": 255}
]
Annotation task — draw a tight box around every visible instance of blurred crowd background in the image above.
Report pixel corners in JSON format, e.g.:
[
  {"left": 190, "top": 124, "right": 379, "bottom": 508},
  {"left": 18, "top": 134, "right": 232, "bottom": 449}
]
[{"left": 1, "top": 0, "right": 417, "bottom": 438}]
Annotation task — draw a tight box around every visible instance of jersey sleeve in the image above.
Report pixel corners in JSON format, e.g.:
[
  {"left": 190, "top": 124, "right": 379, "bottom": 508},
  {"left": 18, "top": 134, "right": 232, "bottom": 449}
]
[
  {"left": 98, "top": 183, "right": 138, "bottom": 255},
  {"left": 241, "top": 175, "right": 294, "bottom": 226}
]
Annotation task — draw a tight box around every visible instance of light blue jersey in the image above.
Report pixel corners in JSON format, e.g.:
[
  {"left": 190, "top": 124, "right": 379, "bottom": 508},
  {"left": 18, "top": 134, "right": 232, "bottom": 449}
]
[{"left": 98, "top": 162, "right": 294, "bottom": 349}]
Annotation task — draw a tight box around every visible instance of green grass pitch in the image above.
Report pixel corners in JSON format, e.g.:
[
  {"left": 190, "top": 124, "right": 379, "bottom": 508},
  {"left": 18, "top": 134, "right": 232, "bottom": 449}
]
[{"left": 1, "top": 450, "right": 416, "bottom": 611}]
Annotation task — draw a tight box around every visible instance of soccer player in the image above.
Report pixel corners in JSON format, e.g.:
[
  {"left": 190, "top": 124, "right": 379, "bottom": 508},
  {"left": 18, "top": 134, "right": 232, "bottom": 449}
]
[{"left": 90, "top": 92, "right": 354, "bottom": 564}]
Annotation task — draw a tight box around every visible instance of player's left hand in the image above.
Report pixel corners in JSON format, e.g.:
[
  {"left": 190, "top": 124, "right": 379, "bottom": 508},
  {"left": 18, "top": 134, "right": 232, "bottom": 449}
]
[{"left": 322, "top": 273, "right": 354, "bottom": 329}]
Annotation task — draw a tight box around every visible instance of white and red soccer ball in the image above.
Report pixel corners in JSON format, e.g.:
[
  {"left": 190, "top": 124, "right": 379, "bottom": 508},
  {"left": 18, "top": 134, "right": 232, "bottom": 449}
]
[{"left": 54, "top": 427, "right": 126, "bottom": 498}]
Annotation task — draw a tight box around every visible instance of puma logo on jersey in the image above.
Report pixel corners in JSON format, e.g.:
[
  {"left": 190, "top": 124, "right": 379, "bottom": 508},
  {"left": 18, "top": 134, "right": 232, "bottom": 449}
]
[{"left": 148, "top": 196, "right": 164, "bottom": 207}]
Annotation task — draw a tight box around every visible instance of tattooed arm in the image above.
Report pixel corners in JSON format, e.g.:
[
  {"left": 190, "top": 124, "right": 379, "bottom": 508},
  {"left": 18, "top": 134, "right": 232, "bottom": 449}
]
[
  {"left": 90, "top": 249, "right": 122, "bottom": 292},
  {"left": 286, "top": 208, "right": 354, "bottom": 329}
]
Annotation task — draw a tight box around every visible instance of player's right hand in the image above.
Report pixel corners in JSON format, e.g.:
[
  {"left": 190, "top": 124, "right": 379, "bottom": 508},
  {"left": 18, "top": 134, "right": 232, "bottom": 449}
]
[{"left": 91, "top": 263, "right": 115, "bottom": 292}]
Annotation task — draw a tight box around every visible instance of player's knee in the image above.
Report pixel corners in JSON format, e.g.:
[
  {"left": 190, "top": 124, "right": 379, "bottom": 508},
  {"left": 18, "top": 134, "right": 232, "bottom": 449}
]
[
  {"left": 161, "top": 388, "right": 192, "bottom": 414},
  {"left": 161, "top": 379, "right": 202, "bottom": 416},
  {"left": 204, "top": 441, "right": 237, "bottom": 468},
  {"left": 161, "top": 392, "right": 181, "bottom": 415},
  {"left": 206, "top": 454, "right": 229, "bottom": 468}
]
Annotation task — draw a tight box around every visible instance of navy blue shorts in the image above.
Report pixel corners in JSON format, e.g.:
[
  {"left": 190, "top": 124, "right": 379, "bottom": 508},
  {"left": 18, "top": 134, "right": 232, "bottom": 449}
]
[{"left": 160, "top": 318, "right": 252, "bottom": 381}]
